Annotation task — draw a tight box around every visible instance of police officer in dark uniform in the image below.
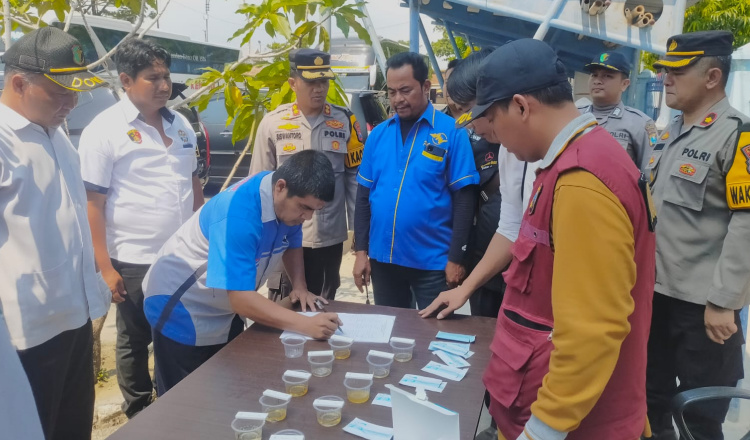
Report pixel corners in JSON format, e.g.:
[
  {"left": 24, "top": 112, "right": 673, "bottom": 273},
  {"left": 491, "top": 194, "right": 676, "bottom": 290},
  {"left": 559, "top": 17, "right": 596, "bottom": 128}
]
[
  {"left": 579, "top": 51, "right": 657, "bottom": 171},
  {"left": 645, "top": 31, "right": 750, "bottom": 440},
  {"left": 445, "top": 49, "right": 505, "bottom": 318}
]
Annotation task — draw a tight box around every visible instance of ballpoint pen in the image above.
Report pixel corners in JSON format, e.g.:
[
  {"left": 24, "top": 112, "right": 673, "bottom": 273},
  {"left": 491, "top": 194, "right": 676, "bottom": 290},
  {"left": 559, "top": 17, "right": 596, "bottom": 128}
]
[{"left": 315, "top": 298, "right": 343, "bottom": 334}]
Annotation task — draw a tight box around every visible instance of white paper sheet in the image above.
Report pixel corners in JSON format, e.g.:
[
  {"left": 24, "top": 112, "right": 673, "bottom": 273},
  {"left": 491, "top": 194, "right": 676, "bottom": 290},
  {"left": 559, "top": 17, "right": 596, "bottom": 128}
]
[
  {"left": 280, "top": 312, "right": 395, "bottom": 343},
  {"left": 343, "top": 417, "right": 394, "bottom": 440}
]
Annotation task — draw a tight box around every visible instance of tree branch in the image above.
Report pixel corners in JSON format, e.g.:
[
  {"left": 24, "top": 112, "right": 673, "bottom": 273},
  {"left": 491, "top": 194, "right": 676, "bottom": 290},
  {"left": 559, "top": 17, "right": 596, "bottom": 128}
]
[
  {"left": 172, "top": 9, "right": 335, "bottom": 109},
  {"left": 63, "top": 2, "right": 77, "bottom": 32},
  {"left": 85, "top": 0, "right": 147, "bottom": 70},
  {"left": 2, "top": 0, "right": 11, "bottom": 50},
  {"left": 138, "top": 0, "right": 171, "bottom": 37}
]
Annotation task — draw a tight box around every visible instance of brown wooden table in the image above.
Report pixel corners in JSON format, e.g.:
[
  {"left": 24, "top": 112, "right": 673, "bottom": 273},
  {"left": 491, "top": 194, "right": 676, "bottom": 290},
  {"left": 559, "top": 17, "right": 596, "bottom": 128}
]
[{"left": 108, "top": 301, "right": 496, "bottom": 440}]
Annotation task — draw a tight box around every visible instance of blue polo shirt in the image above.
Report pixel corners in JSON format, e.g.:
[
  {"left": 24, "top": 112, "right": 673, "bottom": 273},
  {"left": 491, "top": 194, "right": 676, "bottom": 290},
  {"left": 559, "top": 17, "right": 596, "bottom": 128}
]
[
  {"left": 143, "top": 171, "right": 302, "bottom": 346},
  {"left": 357, "top": 102, "right": 479, "bottom": 270}
]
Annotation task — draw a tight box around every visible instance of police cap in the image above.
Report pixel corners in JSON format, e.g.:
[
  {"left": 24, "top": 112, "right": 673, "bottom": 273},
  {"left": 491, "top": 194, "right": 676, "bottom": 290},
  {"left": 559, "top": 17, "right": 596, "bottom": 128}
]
[
  {"left": 584, "top": 51, "right": 631, "bottom": 76},
  {"left": 456, "top": 39, "right": 568, "bottom": 128},
  {"left": 290, "top": 48, "right": 335, "bottom": 81},
  {"left": 654, "top": 30, "right": 734, "bottom": 69}
]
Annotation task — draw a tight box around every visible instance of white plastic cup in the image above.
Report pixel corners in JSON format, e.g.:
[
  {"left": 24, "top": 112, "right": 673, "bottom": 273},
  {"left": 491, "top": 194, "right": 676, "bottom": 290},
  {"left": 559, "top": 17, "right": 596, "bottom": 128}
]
[
  {"left": 281, "top": 335, "right": 306, "bottom": 358},
  {"left": 259, "top": 394, "right": 290, "bottom": 423},
  {"left": 231, "top": 416, "right": 265, "bottom": 440},
  {"left": 390, "top": 337, "right": 416, "bottom": 362},
  {"left": 270, "top": 428, "right": 305, "bottom": 439},
  {"left": 328, "top": 335, "right": 353, "bottom": 359},
  {"left": 313, "top": 395, "right": 345, "bottom": 427},
  {"left": 343, "top": 374, "right": 373, "bottom": 404},
  {"left": 282, "top": 370, "right": 311, "bottom": 397},
  {"left": 366, "top": 351, "right": 394, "bottom": 378},
  {"left": 308, "top": 350, "right": 334, "bottom": 377}
]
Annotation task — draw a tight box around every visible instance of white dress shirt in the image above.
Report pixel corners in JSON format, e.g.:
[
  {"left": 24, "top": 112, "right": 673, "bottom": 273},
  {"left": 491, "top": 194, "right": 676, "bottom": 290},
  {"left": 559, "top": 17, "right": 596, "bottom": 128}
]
[
  {"left": 496, "top": 146, "right": 540, "bottom": 242},
  {"left": 0, "top": 103, "right": 110, "bottom": 350},
  {"left": 78, "top": 96, "right": 197, "bottom": 265}
]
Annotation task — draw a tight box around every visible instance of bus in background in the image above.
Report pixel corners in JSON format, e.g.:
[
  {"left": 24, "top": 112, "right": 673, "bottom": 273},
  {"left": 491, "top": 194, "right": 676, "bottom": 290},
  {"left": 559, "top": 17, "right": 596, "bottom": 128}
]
[{"left": 51, "top": 15, "right": 240, "bottom": 88}]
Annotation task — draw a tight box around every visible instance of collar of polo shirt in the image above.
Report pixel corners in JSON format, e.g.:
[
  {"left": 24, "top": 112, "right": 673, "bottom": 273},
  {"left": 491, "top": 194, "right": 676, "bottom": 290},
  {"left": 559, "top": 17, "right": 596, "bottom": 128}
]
[{"left": 120, "top": 95, "right": 176, "bottom": 125}]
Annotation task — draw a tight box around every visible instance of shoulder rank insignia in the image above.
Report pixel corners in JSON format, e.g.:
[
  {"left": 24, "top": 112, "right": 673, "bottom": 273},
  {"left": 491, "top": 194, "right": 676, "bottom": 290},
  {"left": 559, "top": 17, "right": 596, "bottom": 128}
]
[
  {"left": 278, "top": 123, "right": 300, "bottom": 131},
  {"left": 726, "top": 123, "right": 750, "bottom": 210},
  {"left": 429, "top": 133, "right": 448, "bottom": 145},
  {"left": 325, "top": 120, "right": 344, "bottom": 129},
  {"left": 324, "top": 104, "right": 331, "bottom": 116},
  {"left": 127, "top": 129, "right": 142, "bottom": 144},
  {"left": 700, "top": 112, "right": 717, "bottom": 127},
  {"left": 291, "top": 104, "right": 300, "bottom": 117}
]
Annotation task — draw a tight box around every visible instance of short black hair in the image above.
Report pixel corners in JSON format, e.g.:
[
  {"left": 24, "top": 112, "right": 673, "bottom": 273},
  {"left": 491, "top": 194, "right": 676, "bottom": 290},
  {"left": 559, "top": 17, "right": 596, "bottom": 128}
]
[
  {"left": 115, "top": 38, "right": 171, "bottom": 79},
  {"left": 273, "top": 150, "right": 335, "bottom": 202},
  {"left": 446, "top": 58, "right": 461, "bottom": 71},
  {"left": 701, "top": 55, "right": 731, "bottom": 88},
  {"left": 494, "top": 81, "right": 574, "bottom": 111},
  {"left": 446, "top": 47, "right": 495, "bottom": 106},
  {"left": 386, "top": 52, "right": 428, "bottom": 84}
]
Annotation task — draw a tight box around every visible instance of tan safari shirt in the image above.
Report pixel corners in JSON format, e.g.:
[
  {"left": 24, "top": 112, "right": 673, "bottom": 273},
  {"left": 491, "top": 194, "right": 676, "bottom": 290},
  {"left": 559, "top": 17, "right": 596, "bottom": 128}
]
[
  {"left": 647, "top": 97, "right": 750, "bottom": 310},
  {"left": 249, "top": 101, "right": 364, "bottom": 248}
]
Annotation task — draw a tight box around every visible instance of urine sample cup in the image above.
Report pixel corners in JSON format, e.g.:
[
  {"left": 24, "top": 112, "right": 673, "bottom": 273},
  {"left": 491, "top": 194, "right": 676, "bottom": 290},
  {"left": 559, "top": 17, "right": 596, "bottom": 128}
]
[
  {"left": 313, "top": 396, "right": 345, "bottom": 427},
  {"left": 390, "top": 337, "right": 416, "bottom": 362},
  {"left": 328, "top": 335, "right": 354, "bottom": 359},
  {"left": 231, "top": 412, "right": 266, "bottom": 440},
  {"left": 343, "top": 372, "right": 374, "bottom": 404},
  {"left": 366, "top": 350, "right": 395, "bottom": 378},
  {"left": 282, "top": 370, "right": 312, "bottom": 397},
  {"left": 308, "top": 350, "right": 334, "bottom": 377},
  {"left": 281, "top": 335, "right": 306, "bottom": 358},
  {"left": 259, "top": 390, "right": 292, "bottom": 423},
  {"left": 270, "top": 428, "right": 305, "bottom": 439}
]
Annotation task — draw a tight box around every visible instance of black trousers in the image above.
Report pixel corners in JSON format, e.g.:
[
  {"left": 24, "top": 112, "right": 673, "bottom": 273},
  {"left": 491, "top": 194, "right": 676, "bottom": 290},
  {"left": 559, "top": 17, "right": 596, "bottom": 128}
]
[
  {"left": 17, "top": 320, "right": 94, "bottom": 440},
  {"left": 646, "top": 293, "right": 744, "bottom": 440},
  {"left": 152, "top": 315, "right": 245, "bottom": 396},
  {"left": 467, "top": 191, "right": 506, "bottom": 318},
  {"left": 111, "top": 259, "right": 154, "bottom": 418},
  {"left": 269, "top": 243, "right": 344, "bottom": 301}
]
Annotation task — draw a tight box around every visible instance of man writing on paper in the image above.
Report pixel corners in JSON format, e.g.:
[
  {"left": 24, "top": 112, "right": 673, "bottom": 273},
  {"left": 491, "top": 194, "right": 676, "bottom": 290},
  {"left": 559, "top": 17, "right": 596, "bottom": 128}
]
[
  {"left": 456, "top": 40, "right": 656, "bottom": 440},
  {"left": 143, "top": 150, "right": 342, "bottom": 394}
]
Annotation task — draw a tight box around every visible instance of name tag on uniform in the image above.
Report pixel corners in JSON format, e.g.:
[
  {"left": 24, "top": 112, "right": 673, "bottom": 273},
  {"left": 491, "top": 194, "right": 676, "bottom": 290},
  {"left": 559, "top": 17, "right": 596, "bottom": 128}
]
[
  {"left": 422, "top": 143, "right": 446, "bottom": 162},
  {"left": 183, "top": 143, "right": 193, "bottom": 149}
]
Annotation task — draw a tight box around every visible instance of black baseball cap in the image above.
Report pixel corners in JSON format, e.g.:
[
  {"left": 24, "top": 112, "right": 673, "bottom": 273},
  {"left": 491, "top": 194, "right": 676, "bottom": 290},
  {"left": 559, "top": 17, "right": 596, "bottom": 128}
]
[
  {"left": 456, "top": 39, "right": 569, "bottom": 128},
  {"left": 584, "top": 51, "right": 631, "bottom": 76},
  {"left": 290, "top": 48, "right": 335, "bottom": 81},
  {"left": 654, "top": 30, "right": 734, "bottom": 69},
  {"left": 1, "top": 27, "right": 107, "bottom": 92}
]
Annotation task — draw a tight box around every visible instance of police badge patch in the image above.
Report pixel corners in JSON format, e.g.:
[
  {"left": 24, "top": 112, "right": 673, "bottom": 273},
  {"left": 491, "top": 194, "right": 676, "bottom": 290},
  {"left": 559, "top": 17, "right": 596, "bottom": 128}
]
[
  {"left": 127, "top": 129, "right": 142, "bottom": 144},
  {"left": 178, "top": 129, "right": 189, "bottom": 143}
]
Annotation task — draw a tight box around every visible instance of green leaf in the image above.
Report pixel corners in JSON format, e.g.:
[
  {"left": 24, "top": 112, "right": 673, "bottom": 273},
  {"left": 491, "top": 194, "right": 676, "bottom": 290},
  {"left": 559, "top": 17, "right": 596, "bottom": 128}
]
[
  {"left": 268, "top": 13, "right": 292, "bottom": 39},
  {"left": 265, "top": 21, "right": 276, "bottom": 38},
  {"left": 232, "top": 104, "right": 257, "bottom": 146},
  {"left": 345, "top": 16, "right": 371, "bottom": 44},
  {"left": 335, "top": 14, "right": 349, "bottom": 38}
]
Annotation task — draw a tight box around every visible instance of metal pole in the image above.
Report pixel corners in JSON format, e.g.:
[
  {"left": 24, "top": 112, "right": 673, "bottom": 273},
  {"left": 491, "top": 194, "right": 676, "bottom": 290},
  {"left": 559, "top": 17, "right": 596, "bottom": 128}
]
[
  {"left": 409, "top": 0, "right": 419, "bottom": 52},
  {"left": 418, "top": 17, "right": 444, "bottom": 92},
  {"left": 156, "top": 0, "right": 160, "bottom": 29},
  {"left": 532, "top": 0, "right": 565, "bottom": 40},
  {"left": 357, "top": 2, "right": 388, "bottom": 80},
  {"left": 465, "top": 35, "right": 476, "bottom": 53},
  {"left": 204, "top": 0, "right": 210, "bottom": 42},
  {"left": 444, "top": 22, "right": 461, "bottom": 58}
]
